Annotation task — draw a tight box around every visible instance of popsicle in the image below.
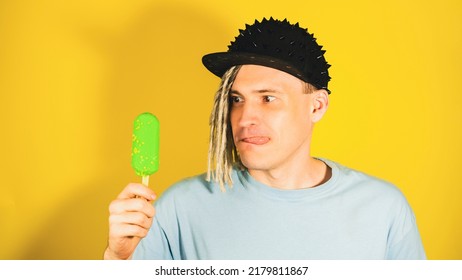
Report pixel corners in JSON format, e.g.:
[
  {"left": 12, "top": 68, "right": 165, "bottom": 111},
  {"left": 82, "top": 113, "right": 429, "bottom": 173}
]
[{"left": 131, "top": 112, "right": 159, "bottom": 186}]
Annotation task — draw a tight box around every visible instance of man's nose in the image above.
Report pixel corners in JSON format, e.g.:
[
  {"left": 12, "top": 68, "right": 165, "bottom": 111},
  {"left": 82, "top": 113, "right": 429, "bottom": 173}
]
[{"left": 236, "top": 102, "right": 260, "bottom": 128}]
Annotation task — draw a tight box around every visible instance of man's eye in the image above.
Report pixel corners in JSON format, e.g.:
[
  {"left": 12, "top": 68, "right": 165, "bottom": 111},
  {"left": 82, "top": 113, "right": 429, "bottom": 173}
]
[
  {"left": 230, "top": 96, "right": 242, "bottom": 103},
  {"left": 263, "top": 96, "right": 276, "bottom": 102}
]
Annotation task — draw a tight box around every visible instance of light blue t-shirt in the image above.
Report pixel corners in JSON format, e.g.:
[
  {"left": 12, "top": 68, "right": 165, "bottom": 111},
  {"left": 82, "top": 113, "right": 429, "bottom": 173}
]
[{"left": 133, "top": 159, "right": 426, "bottom": 259}]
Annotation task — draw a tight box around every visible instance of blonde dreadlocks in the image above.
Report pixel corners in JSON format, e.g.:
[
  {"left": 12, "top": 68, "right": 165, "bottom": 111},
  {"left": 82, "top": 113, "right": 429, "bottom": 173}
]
[{"left": 206, "top": 65, "right": 242, "bottom": 191}]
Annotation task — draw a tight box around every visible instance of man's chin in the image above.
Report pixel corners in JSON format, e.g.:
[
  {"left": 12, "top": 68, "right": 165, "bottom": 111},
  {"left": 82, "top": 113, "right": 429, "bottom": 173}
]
[{"left": 240, "top": 158, "right": 272, "bottom": 172}]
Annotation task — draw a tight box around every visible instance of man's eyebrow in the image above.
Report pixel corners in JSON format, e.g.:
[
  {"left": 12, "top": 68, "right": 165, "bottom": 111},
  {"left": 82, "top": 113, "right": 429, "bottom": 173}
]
[
  {"left": 255, "top": 89, "right": 279, "bottom": 94},
  {"left": 230, "top": 89, "right": 281, "bottom": 95}
]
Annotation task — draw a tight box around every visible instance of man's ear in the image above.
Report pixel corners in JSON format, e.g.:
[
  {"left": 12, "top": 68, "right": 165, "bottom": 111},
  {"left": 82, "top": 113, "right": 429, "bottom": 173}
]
[{"left": 311, "top": 89, "right": 329, "bottom": 123}]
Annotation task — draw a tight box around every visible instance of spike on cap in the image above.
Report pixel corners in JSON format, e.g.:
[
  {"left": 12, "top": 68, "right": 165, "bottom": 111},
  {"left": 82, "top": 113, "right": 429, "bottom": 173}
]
[{"left": 202, "top": 18, "right": 331, "bottom": 93}]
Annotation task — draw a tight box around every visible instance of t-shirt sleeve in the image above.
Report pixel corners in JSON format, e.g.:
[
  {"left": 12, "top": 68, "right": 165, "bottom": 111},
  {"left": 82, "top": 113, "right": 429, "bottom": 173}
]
[
  {"left": 387, "top": 223, "right": 426, "bottom": 259},
  {"left": 385, "top": 194, "right": 426, "bottom": 259}
]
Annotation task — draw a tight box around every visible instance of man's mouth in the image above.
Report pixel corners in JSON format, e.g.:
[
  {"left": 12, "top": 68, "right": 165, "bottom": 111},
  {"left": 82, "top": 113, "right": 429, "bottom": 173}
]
[{"left": 241, "top": 136, "right": 270, "bottom": 145}]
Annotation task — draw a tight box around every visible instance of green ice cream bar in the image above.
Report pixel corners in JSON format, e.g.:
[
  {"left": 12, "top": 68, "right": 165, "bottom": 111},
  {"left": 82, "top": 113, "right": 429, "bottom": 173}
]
[{"left": 131, "top": 112, "right": 159, "bottom": 177}]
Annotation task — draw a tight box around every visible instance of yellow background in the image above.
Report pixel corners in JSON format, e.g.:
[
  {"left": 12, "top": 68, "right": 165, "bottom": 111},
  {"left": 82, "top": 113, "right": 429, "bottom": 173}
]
[{"left": 1, "top": 0, "right": 461, "bottom": 259}]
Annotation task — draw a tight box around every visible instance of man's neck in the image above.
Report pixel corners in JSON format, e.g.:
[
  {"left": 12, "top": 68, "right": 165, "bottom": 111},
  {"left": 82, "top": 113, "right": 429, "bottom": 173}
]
[{"left": 248, "top": 157, "right": 332, "bottom": 190}]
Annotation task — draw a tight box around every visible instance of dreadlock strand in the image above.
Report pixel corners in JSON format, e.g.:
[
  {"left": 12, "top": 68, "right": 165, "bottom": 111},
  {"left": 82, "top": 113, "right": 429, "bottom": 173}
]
[{"left": 206, "top": 65, "right": 241, "bottom": 191}]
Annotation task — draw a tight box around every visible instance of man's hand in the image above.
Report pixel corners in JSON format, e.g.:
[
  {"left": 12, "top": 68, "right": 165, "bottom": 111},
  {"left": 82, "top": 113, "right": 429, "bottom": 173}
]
[{"left": 104, "top": 183, "right": 156, "bottom": 260}]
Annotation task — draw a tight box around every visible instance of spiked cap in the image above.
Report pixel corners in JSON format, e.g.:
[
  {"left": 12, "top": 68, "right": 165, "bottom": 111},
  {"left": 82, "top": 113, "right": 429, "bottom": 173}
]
[{"left": 202, "top": 18, "right": 331, "bottom": 93}]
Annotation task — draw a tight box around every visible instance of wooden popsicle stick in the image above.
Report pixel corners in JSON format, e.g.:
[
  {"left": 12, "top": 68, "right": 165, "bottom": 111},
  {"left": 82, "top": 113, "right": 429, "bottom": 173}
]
[{"left": 142, "top": 175, "right": 149, "bottom": 187}]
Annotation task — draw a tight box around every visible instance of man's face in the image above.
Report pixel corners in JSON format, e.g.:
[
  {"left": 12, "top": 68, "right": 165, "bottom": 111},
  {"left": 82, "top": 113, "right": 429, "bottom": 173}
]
[{"left": 230, "top": 65, "right": 317, "bottom": 172}]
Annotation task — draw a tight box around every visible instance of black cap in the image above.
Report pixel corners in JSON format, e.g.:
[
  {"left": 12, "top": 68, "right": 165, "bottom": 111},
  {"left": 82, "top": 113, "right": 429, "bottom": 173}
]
[{"left": 202, "top": 18, "right": 331, "bottom": 93}]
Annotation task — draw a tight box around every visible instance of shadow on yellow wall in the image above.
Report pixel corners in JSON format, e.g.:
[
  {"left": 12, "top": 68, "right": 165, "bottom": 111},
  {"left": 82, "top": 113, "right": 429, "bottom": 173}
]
[{"left": 7, "top": 2, "right": 230, "bottom": 259}]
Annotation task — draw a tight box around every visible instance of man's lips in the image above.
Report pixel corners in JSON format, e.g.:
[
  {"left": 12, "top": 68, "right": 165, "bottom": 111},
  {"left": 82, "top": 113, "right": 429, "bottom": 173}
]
[{"left": 240, "top": 136, "right": 270, "bottom": 145}]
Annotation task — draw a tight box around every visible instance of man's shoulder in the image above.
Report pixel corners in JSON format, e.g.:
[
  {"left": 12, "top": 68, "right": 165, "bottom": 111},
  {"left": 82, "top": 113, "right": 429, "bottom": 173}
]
[{"left": 324, "top": 158, "right": 406, "bottom": 201}]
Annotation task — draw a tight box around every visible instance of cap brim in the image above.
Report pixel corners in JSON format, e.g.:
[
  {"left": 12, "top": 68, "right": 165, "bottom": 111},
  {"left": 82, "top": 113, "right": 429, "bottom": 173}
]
[{"left": 202, "top": 52, "right": 307, "bottom": 81}]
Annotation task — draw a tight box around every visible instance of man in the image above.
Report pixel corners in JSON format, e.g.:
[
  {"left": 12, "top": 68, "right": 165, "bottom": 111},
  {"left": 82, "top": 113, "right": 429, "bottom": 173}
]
[{"left": 104, "top": 18, "right": 426, "bottom": 259}]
